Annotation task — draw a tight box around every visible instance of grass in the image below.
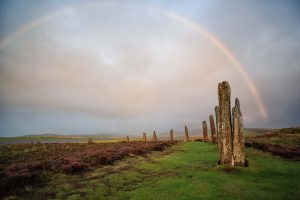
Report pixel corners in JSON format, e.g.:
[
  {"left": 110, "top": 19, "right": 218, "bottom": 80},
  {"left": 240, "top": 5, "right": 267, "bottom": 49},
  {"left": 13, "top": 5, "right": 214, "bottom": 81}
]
[
  {"left": 0, "top": 141, "right": 174, "bottom": 198},
  {"left": 246, "top": 131, "right": 300, "bottom": 148},
  {"left": 245, "top": 128, "right": 300, "bottom": 160},
  {"left": 8, "top": 141, "right": 299, "bottom": 200}
]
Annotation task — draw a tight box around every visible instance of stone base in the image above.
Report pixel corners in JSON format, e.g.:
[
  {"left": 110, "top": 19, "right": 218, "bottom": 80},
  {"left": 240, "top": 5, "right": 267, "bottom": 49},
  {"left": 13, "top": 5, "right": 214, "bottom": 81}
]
[{"left": 218, "top": 159, "right": 249, "bottom": 167}]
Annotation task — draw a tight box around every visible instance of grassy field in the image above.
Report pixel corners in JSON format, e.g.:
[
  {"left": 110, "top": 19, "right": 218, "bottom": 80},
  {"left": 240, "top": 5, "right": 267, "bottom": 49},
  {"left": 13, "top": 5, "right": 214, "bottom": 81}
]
[
  {"left": 3, "top": 141, "right": 299, "bottom": 200},
  {"left": 0, "top": 141, "right": 174, "bottom": 197},
  {"left": 245, "top": 128, "right": 300, "bottom": 160},
  {"left": 245, "top": 128, "right": 300, "bottom": 148},
  {"left": 0, "top": 135, "right": 129, "bottom": 145}
]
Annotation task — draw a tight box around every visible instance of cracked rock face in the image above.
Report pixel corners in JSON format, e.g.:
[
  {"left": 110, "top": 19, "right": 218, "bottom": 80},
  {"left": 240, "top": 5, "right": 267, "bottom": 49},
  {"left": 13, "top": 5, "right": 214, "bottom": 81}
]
[
  {"left": 152, "top": 131, "right": 157, "bottom": 142},
  {"left": 232, "top": 98, "right": 245, "bottom": 166},
  {"left": 202, "top": 121, "right": 208, "bottom": 142},
  {"left": 185, "top": 125, "right": 189, "bottom": 141},
  {"left": 218, "top": 81, "right": 233, "bottom": 164},
  {"left": 143, "top": 132, "right": 147, "bottom": 141},
  {"left": 170, "top": 129, "right": 174, "bottom": 142},
  {"left": 209, "top": 114, "right": 217, "bottom": 144},
  {"left": 215, "top": 106, "right": 220, "bottom": 144}
]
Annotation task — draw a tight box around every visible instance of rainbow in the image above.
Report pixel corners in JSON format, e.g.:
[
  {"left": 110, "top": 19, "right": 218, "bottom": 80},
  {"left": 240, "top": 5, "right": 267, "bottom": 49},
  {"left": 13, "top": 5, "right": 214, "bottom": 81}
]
[
  {"left": 163, "top": 11, "right": 268, "bottom": 119},
  {"left": 0, "top": 5, "right": 268, "bottom": 119},
  {"left": 0, "top": 9, "right": 69, "bottom": 50}
]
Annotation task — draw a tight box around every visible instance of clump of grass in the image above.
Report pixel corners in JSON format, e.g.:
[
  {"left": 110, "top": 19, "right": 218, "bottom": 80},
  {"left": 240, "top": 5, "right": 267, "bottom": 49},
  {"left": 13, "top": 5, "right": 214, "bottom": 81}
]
[{"left": 245, "top": 128, "right": 300, "bottom": 160}]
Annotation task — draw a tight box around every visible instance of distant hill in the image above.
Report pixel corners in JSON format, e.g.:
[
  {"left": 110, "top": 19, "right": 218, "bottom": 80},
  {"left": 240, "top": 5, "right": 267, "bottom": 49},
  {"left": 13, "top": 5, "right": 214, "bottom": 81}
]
[
  {"left": 0, "top": 133, "right": 131, "bottom": 145},
  {"left": 1, "top": 127, "right": 296, "bottom": 141},
  {"left": 243, "top": 128, "right": 276, "bottom": 135},
  {"left": 4, "top": 133, "right": 130, "bottom": 139}
]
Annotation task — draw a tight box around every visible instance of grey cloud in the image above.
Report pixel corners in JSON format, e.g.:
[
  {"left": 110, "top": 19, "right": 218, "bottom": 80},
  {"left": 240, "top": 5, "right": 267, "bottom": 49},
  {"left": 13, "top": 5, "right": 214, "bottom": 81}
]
[{"left": 0, "top": 0, "right": 299, "bottom": 136}]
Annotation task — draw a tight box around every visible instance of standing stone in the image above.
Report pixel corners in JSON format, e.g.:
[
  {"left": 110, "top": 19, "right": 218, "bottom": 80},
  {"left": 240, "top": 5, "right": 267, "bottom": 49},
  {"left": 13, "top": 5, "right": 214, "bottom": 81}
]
[
  {"left": 209, "top": 114, "right": 217, "bottom": 143},
  {"left": 232, "top": 98, "right": 245, "bottom": 166},
  {"left": 126, "top": 136, "right": 130, "bottom": 142},
  {"left": 215, "top": 106, "right": 220, "bottom": 143},
  {"left": 152, "top": 131, "right": 158, "bottom": 142},
  {"left": 218, "top": 81, "right": 233, "bottom": 165},
  {"left": 143, "top": 132, "right": 147, "bottom": 141},
  {"left": 88, "top": 138, "right": 93, "bottom": 144},
  {"left": 170, "top": 129, "right": 174, "bottom": 142},
  {"left": 184, "top": 125, "right": 189, "bottom": 141},
  {"left": 202, "top": 121, "right": 208, "bottom": 142}
]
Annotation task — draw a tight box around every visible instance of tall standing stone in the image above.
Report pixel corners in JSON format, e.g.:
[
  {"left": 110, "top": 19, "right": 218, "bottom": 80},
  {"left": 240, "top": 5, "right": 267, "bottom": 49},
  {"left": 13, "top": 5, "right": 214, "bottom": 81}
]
[
  {"left": 152, "top": 131, "right": 158, "bottom": 142},
  {"left": 202, "top": 121, "right": 208, "bottom": 142},
  {"left": 184, "top": 125, "right": 189, "bottom": 141},
  {"left": 170, "top": 129, "right": 174, "bottom": 142},
  {"left": 126, "top": 136, "right": 130, "bottom": 142},
  {"left": 209, "top": 114, "right": 217, "bottom": 143},
  {"left": 232, "top": 98, "right": 245, "bottom": 166},
  {"left": 218, "top": 81, "right": 233, "bottom": 165},
  {"left": 215, "top": 106, "right": 220, "bottom": 143},
  {"left": 143, "top": 132, "right": 147, "bottom": 141}
]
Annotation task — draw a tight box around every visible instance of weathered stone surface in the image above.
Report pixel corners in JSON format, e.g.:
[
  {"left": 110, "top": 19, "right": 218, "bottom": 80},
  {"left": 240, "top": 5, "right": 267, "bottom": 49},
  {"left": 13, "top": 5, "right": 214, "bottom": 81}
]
[
  {"left": 215, "top": 106, "right": 220, "bottom": 143},
  {"left": 202, "top": 121, "right": 208, "bottom": 142},
  {"left": 170, "top": 129, "right": 174, "bottom": 142},
  {"left": 126, "top": 136, "right": 130, "bottom": 142},
  {"left": 232, "top": 98, "right": 245, "bottom": 166},
  {"left": 153, "top": 131, "right": 158, "bottom": 142},
  {"left": 184, "top": 125, "right": 189, "bottom": 141},
  {"left": 209, "top": 114, "right": 217, "bottom": 143},
  {"left": 143, "top": 132, "right": 147, "bottom": 141},
  {"left": 218, "top": 81, "right": 233, "bottom": 164}
]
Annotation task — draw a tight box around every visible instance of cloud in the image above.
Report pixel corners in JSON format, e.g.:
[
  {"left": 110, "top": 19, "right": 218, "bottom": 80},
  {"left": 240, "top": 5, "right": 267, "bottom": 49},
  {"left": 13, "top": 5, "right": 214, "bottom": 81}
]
[{"left": 0, "top": 0, "right": 299, "bottom": 136}]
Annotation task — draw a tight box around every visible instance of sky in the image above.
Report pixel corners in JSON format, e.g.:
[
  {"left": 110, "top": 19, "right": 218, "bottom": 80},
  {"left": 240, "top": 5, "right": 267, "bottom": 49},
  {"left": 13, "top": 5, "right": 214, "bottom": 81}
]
[{"left": 0, "top": 0, "right": 299, "bottom": 136}]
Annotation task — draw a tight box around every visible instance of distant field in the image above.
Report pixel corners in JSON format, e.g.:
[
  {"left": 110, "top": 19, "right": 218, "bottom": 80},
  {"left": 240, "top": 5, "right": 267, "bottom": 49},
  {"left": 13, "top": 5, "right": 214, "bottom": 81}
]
[
  {"left": 0, "top": 127, "right": 272, "bottom": 145},
  {"left": 0, "top": 127, "right": 280, "bottom": 144},
  {"left": 0, "top": 135, "right": 130, "bottom": 145},
  {"left": 245, "top": 128, "right": 300, "bottom": 160}
]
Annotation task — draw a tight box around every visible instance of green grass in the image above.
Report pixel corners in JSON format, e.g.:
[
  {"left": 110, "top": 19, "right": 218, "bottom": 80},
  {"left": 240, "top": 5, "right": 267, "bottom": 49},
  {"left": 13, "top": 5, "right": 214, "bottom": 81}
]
[
  {"left": 116, "top": 142, "right": 300, "bottom": 200},
  {"left": 15, "top": 141, "right": 299, "bottom": 200}
]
